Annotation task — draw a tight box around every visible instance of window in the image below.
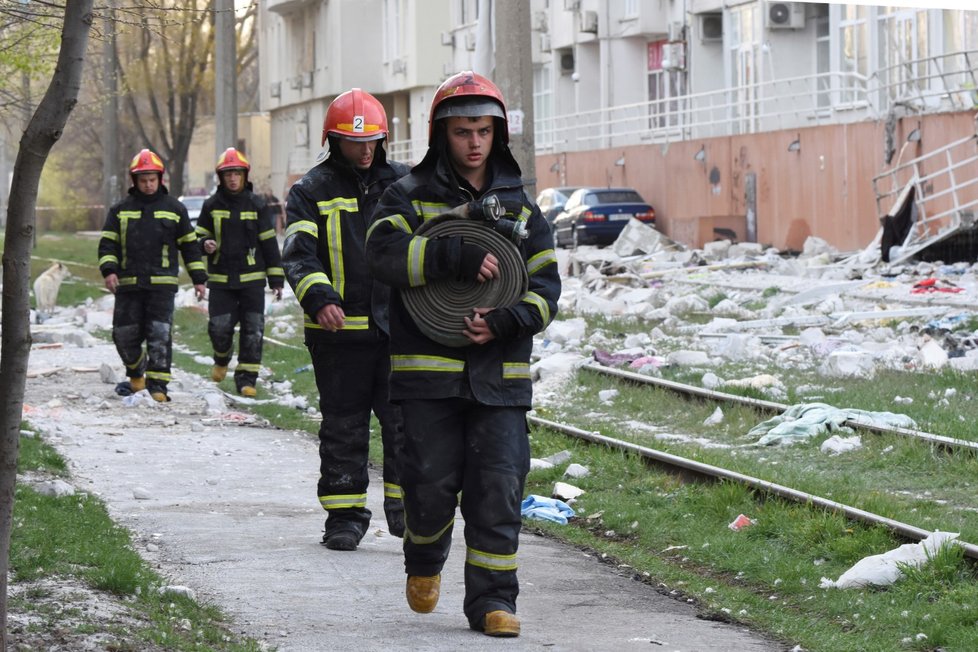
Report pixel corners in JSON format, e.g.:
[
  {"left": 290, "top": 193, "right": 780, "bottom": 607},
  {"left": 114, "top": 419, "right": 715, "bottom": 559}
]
[
  {"left": 838, "top": 4, "right": 868, "bottom": 104},
  {"left": 729, "top": 5, "right": 760, "bottom": 133},
  {"left": 876, "top": 7, "right": 929, "bottom": 105},
  {"left": 623, "top": 0, "right": 638, "bottom": 19},
  {"left": 814, "top": 3, "right": 830, "bottom": 110},
  {"left": 647, "top": 41, "right": 687, "bottom": 132},
  {"left": 383, "top": 0, "right": 402, "bottom": 63},
  {"left": 534, "top": 63, "right": 554, "bottom": 149}
]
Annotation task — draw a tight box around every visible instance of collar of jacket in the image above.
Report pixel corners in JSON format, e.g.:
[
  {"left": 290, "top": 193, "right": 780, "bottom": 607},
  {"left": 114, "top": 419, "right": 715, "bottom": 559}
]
[
  {"left": 215, "top": 183, "right": 253, "bottom": 206},
  {"left": 129, "top": 184, "right": 168, "bottom": 203}
]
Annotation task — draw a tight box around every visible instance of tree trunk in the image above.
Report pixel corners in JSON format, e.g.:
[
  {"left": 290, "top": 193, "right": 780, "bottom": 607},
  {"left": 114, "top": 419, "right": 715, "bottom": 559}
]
[{"left": 0, "top": 3, "right": 94, "bottom": 647}]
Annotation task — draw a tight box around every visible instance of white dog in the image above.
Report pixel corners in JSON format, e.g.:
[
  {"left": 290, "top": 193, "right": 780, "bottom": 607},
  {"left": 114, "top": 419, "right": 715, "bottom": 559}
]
[{"left": 33, "top": 262, "right": 68, "bottom": 315}]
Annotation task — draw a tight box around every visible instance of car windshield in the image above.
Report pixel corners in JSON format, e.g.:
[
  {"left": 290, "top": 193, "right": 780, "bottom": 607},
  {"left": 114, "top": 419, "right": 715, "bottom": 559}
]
[
  {"left": 585, "top": 190, "right": 644, "bottom": 205},
  {"left": 182, "top": 197, "right": 205, "bottom": 211}
]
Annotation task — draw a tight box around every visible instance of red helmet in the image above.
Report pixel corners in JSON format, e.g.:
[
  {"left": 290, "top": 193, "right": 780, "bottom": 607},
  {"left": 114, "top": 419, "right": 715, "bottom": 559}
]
[
  {"left": 216, "top": 147, "right": 251, "bottom": 175},
  {"left": 322, "top": 88, "right": 388, "bottom": 146},
  {"left": 429, "top": 71, "right": 507, "bottom": 145},
  {"left": 129, "top": 149, "right": 165, "bottom": 177}
]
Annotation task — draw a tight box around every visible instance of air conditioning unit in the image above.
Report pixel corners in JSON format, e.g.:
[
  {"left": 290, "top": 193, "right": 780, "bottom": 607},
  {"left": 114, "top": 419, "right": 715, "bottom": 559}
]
[
  {"left": 533, "top": 10, "right": 548, "bottom": 32},
  {"left": 464, "top": 32, "right": 476, "bottom": 51},
  {"left": 661, "top": 41, "right": 686, "bottom": 70},
  {"left": 563, "top": 0, "right": 579, "bottom": 10},
  {"left": 288, "top": 75, "right": 301, "bottom": 90},
  {"left": 765, "top": 1, "right": 806, "bottom": 29},
  {"left": 269, "top": 81, "right": 281, "bottom": 98},
  {"left": 301, "top": 71, "right": 313, "bottom": 88},
  {"left": 440, "top": 31, "right": 454, "bottom": 46},
  {"left": 667, "top": 21, "right": 685, "bottom": 42},
  {"left": 580, "top": 10, "right": 598, "bottom": 34},
  {"left": 698, "top": 12, "right": 722, "bottom": 43},
  {"left": 539, "top": 33, "right": 551, "bottom": 53}
]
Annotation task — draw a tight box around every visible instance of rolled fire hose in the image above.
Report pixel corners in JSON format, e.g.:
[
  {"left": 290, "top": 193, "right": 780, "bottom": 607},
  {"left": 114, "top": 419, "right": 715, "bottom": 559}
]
[{"left": 402, "top": 209, "right": 528, "bottom": 348}]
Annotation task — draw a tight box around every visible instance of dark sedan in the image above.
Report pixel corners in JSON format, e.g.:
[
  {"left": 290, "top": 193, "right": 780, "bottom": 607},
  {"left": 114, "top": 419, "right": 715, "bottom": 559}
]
[
  {"left": 552, "top": 187, "right": 655, "bottom": 248},
  {"left": 535, "top": 186, "right": 580, "bottom": 231}
]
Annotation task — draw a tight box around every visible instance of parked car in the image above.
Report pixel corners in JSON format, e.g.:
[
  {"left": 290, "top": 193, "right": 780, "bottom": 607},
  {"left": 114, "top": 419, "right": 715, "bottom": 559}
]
[
  {"left": 551, "top": 187, "right": 655, "bottom": 248},
  {"left": 179, "top": 194, "right": 208, "bottom": 228},
  {"left": 535, "top": 186, "right": 580, "bottom": 231}
]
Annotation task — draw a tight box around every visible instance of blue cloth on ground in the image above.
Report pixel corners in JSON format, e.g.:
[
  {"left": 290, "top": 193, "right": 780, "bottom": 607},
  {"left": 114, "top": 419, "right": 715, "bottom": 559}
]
[{"left": 521, "top": 495, "right": 576, "bottom": 524}]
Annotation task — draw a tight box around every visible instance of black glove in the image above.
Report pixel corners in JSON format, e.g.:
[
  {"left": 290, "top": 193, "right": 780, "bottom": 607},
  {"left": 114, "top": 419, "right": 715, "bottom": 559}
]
[
  {"left": 485, "top": 309, "right": 519, "bottom": 340},
  {"left": 459, "top": 242, "right": 489, "bottom": 281}
]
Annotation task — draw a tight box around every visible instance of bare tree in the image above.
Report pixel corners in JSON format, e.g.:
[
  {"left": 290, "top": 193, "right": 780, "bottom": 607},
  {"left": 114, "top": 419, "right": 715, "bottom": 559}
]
[{"left": 0, "top": 2, "right": 94, "bottom": 645}]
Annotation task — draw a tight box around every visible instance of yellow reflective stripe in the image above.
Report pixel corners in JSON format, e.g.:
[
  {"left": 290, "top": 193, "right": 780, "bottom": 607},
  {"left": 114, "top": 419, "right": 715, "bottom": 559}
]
[
  {"left": 210, "top": 210, "right": 231, "bottom": 265},
  {"left": 407, "top": 237, "right": 426, "bottom": 287},
  {"left": 502, "top": 362, "right": 530, "bottom": 379},
  {"left": 118, "top": 210, "right": 141, "bottom": 268},
  {"left": 237, "top": 363, "right": 261, "bottom": 373},
  {"left": 154, "top": 210, "right": 180, "bottom": 222},
  {"left": 286, "top": 220, "right": 318, "bottom": 239},
  {"left": 196, "top": 226, "right": 214, "bottom": 238},
  {"left": 161, "top": 244, "right": 169, "bottom": 267},
  {"left": 266, "top": 266, "right": 284, "bottom": 277},
  {"left": 214, "top": 346, "right": 233, "bottom": 357},
  {"left": 295, "top": 272, "right": 331, "bottom": 302},
  {"left": 209, "top": 273, "right": 229, "bottom": 283},
  {"left": 466, "top": 546, "right": 517, "bottom": 572},
  {"left": 320, "top": 201, "right": 349, "bottom": 297},
  {"left": 101, "top": 230, "right": 119, "bottom": 241},
  {"left": 150, "top": 276, "right": 179, "bottom": 285},
  {"left": 145, "top": 370, "right": 172, "bottom": 382},
  {"left": 119, "top": 277, "right": 137, "bottom": 286},
  {"left": 259, "top": 229, "right": 276, "bottom": 240},
  {"left": 303, "top": 314, "right": 369, "bottom": 331},
  {"left": 521, "top": 291, "right": 551, "bottom": 325},
  {"left": 526, "top": 249, "right": 557, "bottom": 276},
  {"left": 405, "top": 518, "right": 455, "bottom": 545},
  {"left": 240, "top": 271, "right": 267, "bottom": 283},
  {"left": 187, "top": 261, "right": 206, "bottom": 272},
  {"left": 519, "top": 205, "right": 532, "bottom": 220},
  {"left": 319, "top": 493, "right": 368, "bottom": 510},
  {"left": 384, "top": 483, "right": 403, "bottom": 500},
  {"left": 391, "top": 355, "right": 464, "bottom": 373},
  {"left": 366, "top": 214, "right": 411, "bottom": 242},
  {"left": 177, "top": 231, "right": 198, "bottom": 245},
  {"left": 240, "top": 211, "right": 258, "bottom": 221},
  {"left": 99, "top": 255, "right": 118, "bottom": 266},
  {"left": 317, "top": 197, "right": 358, "bottom": 213},
  {"left": 124, "top": 351, "right": 146, "bottom": 371},
  {"left": 411, "top": 200, "right": 451, "bottom": 220}
]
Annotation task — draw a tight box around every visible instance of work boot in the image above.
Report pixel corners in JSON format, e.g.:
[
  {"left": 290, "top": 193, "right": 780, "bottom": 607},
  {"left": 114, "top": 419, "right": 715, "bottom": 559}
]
[
  {"left": 239, "top": 385, "right": 256, "bottom": 398},
  {"left": 482, "top": 610, "right": 520, "bottom": 637},
  {"left": 405, "top": 574, "right": 440, "bottom": 613},
  {"left": 211, "top": 365, "right": 228, "bottom": 382},
  {"left": 129, "top": 376, "right": 146, "bottom": 392},
  {"left": 150, "top": 391, "right": 169, "bottom": 403},
  {"left": 322, "top": 529, "right": 359, "bottom": 551}
]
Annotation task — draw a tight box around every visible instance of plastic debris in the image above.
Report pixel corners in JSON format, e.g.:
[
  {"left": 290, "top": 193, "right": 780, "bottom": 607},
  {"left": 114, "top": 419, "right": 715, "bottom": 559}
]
[
  {"left": 728, "top": 514, "right": 756, "bottom": 531},
  {"left": 749, "top": 402, "right": 917, "bottom": 446},
  {"left": 520, "top": 495, "right": 576, "bottom": 524},
  {"left": 819, "top": 531, "right": 959, "bottom": 589}
]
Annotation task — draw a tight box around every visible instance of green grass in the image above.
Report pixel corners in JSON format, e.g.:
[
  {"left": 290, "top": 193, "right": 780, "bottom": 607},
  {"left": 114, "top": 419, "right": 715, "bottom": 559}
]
[{"left": 17, "top": 231, "right": 978, "bottom": 651}]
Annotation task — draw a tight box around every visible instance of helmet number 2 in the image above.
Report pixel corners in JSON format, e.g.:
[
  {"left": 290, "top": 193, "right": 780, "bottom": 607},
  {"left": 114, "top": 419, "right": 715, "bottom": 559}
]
[{"left": 353, "top": 115, "right": 364, "bottom": 133}]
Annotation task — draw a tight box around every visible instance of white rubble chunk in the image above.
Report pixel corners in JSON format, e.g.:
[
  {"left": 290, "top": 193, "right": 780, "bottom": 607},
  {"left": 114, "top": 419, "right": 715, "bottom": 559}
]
[
  {"left": 623, "top": 332, "right": 652, "bottom": 348},
  {"left": 133, "top": 487, "right": 153, "bottom": 500},
  {"left": 545, "top": 318, "right": 587, "bottom": 345},
  {"left": 564, "top": 463, "right": 590, "bottom": 478},
  {"left": 918, "top": 340, "right": 948, "bottom": 369},
  {"left": 820, "top": 349, "right": 877, "bottom": 379},
  {"left": 159, "top": 585, "right": 196, "bottom": 600},
  {"left": 531, "top": 352, "right": 584, "bottom": 382},
  {"left": 703, "top": 407, "right": 724, "bottom": 426},
  {"left": 99, "top": 363, "right": 118, "bottom": 384},
  {"left": 820, "top": 434, "right": 862, "bottom": 455},
  {"left": 529, "top": 458, "right": 555, "bottom": 471},
  {"left": 702, "top": 239, "right": 732, "bottom": 260},
  {"left": 665, "top": 294, "right": 710, "bottom": 316},
  {"left": 701, "top": 372, "right": 722, "bottom": 389},
  {"left": 598, "top": 389, "right": 619, "bottom": 403},
  {"left": 36, "top": 479, "right": 75, "bottom": 497},
  {"left": 542, "top": 450, "right": 573, "bottom": 466},
  {"left": 667, "top": 350, "right": 713, "bottom": 367},
  {"left": 553, "top": 481, "right": 585, "bottom": 502}
]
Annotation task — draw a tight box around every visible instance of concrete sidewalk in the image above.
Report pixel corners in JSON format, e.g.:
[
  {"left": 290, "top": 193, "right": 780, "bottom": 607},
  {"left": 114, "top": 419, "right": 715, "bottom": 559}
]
[{"left": 23, "top": 341, "right": 779, "bottom": 652}]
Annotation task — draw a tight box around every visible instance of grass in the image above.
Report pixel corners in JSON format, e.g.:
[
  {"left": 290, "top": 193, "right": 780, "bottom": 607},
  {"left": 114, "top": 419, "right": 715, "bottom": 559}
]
[{"left": 13, "top": 231, "right": 978, "bottom": 651}]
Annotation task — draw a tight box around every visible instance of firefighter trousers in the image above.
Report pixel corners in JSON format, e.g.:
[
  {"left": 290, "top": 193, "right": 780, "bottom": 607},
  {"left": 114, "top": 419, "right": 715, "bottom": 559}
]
[
  {"left": 112, "top": 290, "right": 175, "bottom": 395},
  {"left": 308, "top": 336, "right": 404, "bottom": 539},
  {"left": 208, "top": 285, "right": 265, "bottom": 390},
  {"left": 399, "top": 398, "right": 530, "bottom": 628}
]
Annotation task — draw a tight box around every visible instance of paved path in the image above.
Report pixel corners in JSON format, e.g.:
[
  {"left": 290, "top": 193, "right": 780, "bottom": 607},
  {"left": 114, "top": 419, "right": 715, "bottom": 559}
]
[{"left": 23, "top": 341, "right": 780, "bottom": 652}]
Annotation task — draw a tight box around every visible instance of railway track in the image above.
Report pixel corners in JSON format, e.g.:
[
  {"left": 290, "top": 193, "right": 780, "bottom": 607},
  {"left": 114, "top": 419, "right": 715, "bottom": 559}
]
[
  {"left": 581, "top": 362, "right": 978, "bottom": 454},
  {"left": 527, "top": 413, "right": 978, "bottom": 561}
]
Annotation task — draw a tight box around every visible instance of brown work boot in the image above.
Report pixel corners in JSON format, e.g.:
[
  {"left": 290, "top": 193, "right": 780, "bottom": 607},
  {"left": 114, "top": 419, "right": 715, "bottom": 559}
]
[
  {"left": 129, "top": 376, "right": 146, "bottom": 392},
  {"left": 405, "top": 574, "right": 440, "bottom": 613},
  {"left": 240, "top": 385, "right": 256, "bottom": 398},
  {"left": 150, "top": 391, "right": 169, "bottom": 403},
  {"left": 483, "top": 610, "right": 520, "bottom": 637},
  {"left": 211, "top": 365, "right": 228, "bottom": 382}
]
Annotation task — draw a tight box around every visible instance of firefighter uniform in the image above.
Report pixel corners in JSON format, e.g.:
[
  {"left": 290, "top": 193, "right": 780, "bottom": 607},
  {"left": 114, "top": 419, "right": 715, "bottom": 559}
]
[
  {"left": 282, "top": 89, "right": 410, "bottom": 548},
  {"left": 196, "top": 153, "right": 285, "bottom": 394},
  {"left": 98, "top": 168, "right": 206, "bottom": 399},
  {"left": 365, "top": 77, "right": 561, "bottom": 630}
]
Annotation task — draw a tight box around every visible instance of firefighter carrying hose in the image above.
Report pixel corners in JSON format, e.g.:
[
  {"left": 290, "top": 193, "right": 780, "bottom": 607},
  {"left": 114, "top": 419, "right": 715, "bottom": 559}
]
[
  {"left": 196, "top": 147, "right": 285, "bottom": 397},
  {"left": 365, "top": 72, "right": 561, "bottom": 637},
  {"left": 98, "top": 149, "right": 207, "bottom": 402},
  {"left": 282, "top": 88, "right": 410, "bottom": 550}
]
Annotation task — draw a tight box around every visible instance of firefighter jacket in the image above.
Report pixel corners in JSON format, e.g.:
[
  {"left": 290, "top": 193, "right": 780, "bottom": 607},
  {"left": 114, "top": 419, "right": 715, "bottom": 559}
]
[
  {"left": 196, "top": 183, "right": 285, "bottom": 291},
  {"left": 364, "top": 146, "right": 561, "bottom": 408},
  {"left": 98, "top": 184, "right": 207, "bottom": 292},
  {"left": 282, "top": 145, "right": 409, "bottom": 344}
]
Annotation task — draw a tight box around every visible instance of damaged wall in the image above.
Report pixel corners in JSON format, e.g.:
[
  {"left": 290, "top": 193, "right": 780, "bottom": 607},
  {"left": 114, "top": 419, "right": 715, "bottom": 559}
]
[{"left": 535, "top": 110, "right": 978, "bottom": 253}]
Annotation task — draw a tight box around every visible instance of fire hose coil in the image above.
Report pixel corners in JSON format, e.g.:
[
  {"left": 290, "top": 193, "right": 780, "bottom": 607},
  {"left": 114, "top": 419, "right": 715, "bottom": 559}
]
[{"left": 402, "top": 213, "right": 528, "bottom": 347}]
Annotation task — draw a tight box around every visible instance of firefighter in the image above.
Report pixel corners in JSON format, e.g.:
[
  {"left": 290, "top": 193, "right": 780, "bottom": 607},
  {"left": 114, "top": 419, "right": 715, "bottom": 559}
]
[
  {"left": 98, "top": 149, "right": 207, "bottom": 402},
  {"left": 196, "top": 147, "right": 285, "bottom": 397},
  {"left": 282, "top": 88, "right": 410, "bottom": 550},
  {"left": 365, "top": 72, "right": 561, "bottom": 637}
]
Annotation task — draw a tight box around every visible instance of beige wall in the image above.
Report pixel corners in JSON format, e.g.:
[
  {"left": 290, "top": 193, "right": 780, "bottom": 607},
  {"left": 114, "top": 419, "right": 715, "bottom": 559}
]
[
  {"left": 186, "top": 113, "right": 274, "bottom": 197},
  {"left": 535, "top": 111, "right": 978, "bottom": 252}
]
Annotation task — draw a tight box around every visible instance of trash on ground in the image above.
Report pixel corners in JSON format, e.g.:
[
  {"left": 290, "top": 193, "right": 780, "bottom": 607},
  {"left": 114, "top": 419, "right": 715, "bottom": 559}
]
[
  {"left": 819, "top": 531, "right": 959, "bottom": 589},
  {"left": 728, "top": 514, "right": 756, "bottom": 531},
  {"left": 553, "top": 481, "right": 584, "bottom": 502},
  {"left": 820, "top": 434, "right": 863, "bottom": 455},
  {"left": 564, "top": 463, "right": 590, "bottom": 478},
  {"left": 749, "top": 402, "right": 917, "bottom": 446},
  {"left": 521, "top": 495, "right": 576, "bottom": 524}
]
